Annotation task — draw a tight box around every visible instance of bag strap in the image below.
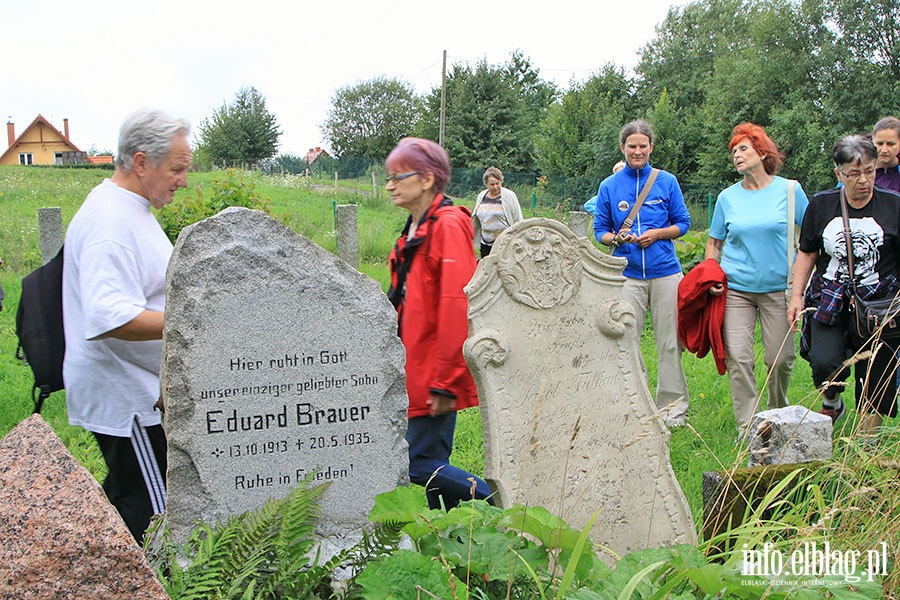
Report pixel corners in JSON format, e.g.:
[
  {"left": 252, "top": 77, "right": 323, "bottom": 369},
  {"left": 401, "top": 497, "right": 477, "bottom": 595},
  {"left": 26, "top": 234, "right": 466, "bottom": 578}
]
[
  {"left": 618, "top": 168, "right": 659, "bottom": 235},
  {"left": 786, "top": 179, "right": 796, "bottom": 288},
  {"left": 387, "top": 195, "right": 454, "bottom": 313},
  {"left": 838, "top": 187, "right": 858, "bottom": 295}
]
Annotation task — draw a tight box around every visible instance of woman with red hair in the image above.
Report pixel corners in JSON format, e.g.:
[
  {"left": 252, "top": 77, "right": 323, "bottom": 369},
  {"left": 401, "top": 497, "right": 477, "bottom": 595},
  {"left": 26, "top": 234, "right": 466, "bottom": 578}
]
[{"left": 705, "top": 123, "right": 809, "bottom": 436}]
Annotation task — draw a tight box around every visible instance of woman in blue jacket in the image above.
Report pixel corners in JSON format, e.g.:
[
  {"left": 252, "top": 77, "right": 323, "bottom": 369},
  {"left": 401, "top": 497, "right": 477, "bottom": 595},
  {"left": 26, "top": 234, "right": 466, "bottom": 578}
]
[{"left": 594, "top": 119, "right": 692, "bottom": 426}]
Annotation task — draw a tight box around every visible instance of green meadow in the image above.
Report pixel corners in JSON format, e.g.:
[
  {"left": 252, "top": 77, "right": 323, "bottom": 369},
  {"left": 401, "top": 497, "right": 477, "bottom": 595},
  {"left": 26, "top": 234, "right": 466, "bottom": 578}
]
[
  {"left": 0, "top": 165, "right": 826, "bottom": 514},
  {"left": 2, "top": 166, "right": 898, "bottom": 596}
]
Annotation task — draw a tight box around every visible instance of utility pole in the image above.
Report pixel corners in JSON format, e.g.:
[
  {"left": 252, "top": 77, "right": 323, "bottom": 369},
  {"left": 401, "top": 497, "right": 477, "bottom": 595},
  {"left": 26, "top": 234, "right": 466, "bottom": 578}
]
[{"left": 439, "top": 50, "right": 447, "bottom": 147}]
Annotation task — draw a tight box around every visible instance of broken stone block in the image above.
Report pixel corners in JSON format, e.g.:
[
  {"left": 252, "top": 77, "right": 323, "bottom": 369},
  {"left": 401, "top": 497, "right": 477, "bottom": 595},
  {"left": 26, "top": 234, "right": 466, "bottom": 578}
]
[{"left": 747, "top": 405, "right": 832, "bottom": 467}]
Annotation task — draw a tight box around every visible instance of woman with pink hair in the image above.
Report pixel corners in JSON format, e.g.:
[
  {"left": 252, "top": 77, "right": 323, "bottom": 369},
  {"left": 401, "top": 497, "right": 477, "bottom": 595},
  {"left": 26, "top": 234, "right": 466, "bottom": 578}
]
[{"left": 386, "top": 137, "right": 493, "bottom": 509}]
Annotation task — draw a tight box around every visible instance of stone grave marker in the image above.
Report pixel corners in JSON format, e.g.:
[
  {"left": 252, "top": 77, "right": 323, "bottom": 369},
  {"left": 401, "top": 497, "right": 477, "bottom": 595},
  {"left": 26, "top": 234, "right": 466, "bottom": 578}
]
[
  {"left": 0, "top": 414, "right": 168, "bottom": 599},
  {"left": 567, "top": 210, "right": 592, "bottom": 239},
  {"left": 464, "top": 218, "right": 694, "bottom": 557},
  {"left": 162, "top": 207, "right": 408, "bottom": 545},
  {"left": 335, "top": 203, "right": 359, "bottom": 269},
  {"left": 38, "top": 206, "right": 63, "bottom": 264},
  {"left": 747, "top": 405, "right": 832, "bottom": 467}
]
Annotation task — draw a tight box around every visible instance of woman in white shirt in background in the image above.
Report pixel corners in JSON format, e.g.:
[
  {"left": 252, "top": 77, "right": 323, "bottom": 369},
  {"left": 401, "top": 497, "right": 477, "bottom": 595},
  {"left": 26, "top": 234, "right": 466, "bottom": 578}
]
[{"left": 472, "top": 166, "right": 523, "bottom": 258}]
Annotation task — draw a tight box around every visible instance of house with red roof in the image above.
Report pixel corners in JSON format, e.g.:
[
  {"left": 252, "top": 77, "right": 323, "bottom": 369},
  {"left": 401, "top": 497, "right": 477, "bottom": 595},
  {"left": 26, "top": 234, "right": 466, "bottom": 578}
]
[{"left": 1, "top": 115, "right": 87, "bottom": 166}]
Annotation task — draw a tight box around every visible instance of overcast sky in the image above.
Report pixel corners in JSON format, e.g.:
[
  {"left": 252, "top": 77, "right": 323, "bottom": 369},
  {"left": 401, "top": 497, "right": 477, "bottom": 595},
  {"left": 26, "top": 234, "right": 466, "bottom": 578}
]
[{"left": 4, "top": 0, "right": 684, "bottom": 157}]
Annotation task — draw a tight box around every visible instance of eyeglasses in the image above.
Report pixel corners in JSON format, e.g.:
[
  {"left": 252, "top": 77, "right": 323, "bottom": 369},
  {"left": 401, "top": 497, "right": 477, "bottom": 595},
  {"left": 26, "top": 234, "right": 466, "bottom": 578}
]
[
  {"left": 839, "top": 167, "right": 877, "bottom": 181},
  {"left": 385, "top": 171, "right": 419, "bottom": 184}
]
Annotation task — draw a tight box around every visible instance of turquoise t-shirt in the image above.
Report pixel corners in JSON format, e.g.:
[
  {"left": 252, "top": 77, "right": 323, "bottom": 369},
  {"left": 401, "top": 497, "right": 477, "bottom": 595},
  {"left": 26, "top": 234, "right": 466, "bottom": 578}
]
[{"left": 709, "top": 176, "right": 809, "bottom": 293}]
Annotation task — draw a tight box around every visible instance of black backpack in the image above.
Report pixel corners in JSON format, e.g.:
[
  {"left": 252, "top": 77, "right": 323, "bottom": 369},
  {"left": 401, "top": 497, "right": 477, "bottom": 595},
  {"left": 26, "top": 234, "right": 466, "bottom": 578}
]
[{"left": 15, "top": 246, "right": 66, "bottom": 414}]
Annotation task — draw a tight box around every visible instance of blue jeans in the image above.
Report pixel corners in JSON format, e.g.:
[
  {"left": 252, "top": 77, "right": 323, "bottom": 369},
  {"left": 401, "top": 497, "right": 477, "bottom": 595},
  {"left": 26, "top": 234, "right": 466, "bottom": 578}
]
[{"left": 407, "top": 413, "right": 493, "bottom": 509}]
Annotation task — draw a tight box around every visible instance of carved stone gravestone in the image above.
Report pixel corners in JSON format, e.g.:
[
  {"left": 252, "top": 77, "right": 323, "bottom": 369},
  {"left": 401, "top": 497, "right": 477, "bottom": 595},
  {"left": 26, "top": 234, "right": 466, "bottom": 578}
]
[
  {"left": 162, "top": 207, "right": 408, "bottom": 545},
  {"left": 464, "top": 218, "right": 694, "bottom": 556},
  {"left": 567, "top": 210, "right": 592, "bottom": 239}
]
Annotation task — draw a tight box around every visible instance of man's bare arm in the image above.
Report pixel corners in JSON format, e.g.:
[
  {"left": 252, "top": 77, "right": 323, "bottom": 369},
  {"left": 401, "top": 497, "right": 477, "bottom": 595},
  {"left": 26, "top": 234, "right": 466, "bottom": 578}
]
[{"left": 93, "top": 310, "right": 164, "bottom": 341}]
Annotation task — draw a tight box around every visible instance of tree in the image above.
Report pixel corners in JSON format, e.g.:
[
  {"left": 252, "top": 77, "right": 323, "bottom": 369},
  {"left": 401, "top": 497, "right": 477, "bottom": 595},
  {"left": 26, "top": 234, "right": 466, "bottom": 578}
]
[
  {"left": 634, "top": 0, "right": 751, "bottom": 187},
  {"left": 632, "top": 0, "right": 900, "bottom": 193},
  {"left": 197, "top": 86, "right": 281, "bottom": 165},
  {"left": 827, "top": 0, "right": 900, "bottom": 81},
  {"left": 321, "top": 76, "right": 419, "bottom": 159},
  {"left": 692, "top": 0, "right": 828, "bottom": 186},
  {"left": 535, "top": 63, "right": 636, "bottom": 179},
  {"left": 818, "top": 0, "right": 899, "bottom": 137},
  {"left": 635, "top": 0, "right": 748, "bottom": 113},
  {"left": 87, "top": 144, "right": 113, "bottom": 157},
  {"left": 417, "top": 51, "right": 556, "bottom": 174}
]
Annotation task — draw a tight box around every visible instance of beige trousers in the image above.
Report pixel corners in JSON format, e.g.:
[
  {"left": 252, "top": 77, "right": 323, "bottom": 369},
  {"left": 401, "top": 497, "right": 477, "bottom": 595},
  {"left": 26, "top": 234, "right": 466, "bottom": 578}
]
[
  {"left": 622, "top": 273, "right": 690, "bottom": 425},
  {"left": 723, "top": 289, "right": 795, "bottom": 432}
]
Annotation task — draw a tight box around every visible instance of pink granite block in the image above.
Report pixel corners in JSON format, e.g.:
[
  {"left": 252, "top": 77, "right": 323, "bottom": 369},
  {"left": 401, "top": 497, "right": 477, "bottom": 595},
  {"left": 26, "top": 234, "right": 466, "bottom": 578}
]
[{"left": 0, "top": 414, "right": 168, "bottom": 599}]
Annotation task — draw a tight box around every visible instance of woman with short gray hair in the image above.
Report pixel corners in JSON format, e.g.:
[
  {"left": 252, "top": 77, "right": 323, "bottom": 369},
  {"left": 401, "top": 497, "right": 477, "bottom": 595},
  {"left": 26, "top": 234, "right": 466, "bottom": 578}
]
[
  {"left": 788, "top": 134, "right": 900, "bottom": 435},
  {"left": 472, "top": 166, "right": 523, "bottom": 258}
]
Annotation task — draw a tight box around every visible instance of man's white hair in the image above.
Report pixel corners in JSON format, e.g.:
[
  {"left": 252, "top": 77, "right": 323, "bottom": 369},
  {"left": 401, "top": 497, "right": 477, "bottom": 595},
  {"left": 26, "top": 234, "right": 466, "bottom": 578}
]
[{"left": 115, "top": 108, "right": 190, "bottom": 171}]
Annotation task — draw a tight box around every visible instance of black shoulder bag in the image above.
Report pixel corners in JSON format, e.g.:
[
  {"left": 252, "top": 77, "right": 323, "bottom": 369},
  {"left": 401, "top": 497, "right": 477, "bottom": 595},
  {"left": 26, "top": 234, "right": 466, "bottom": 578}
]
[{"left": 840, "top": 189, "right": 900, "bottom": 341}]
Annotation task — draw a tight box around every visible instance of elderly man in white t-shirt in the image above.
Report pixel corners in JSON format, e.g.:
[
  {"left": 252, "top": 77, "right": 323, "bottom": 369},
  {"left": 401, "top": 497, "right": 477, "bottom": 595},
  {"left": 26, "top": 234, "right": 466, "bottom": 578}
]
[{"left": 63, "top": 109, "right": 191, "bottom": 541}]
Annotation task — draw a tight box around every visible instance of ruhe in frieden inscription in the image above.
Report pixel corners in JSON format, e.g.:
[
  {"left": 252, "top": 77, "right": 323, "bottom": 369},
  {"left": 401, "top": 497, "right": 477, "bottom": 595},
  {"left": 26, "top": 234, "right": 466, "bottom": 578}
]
[{"left": 234, "top": 463, "right": 356, "bottom": 490}]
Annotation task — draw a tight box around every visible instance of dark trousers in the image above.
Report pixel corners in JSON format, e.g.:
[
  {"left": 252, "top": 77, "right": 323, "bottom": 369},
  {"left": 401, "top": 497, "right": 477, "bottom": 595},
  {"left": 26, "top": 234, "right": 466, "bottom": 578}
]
[
  {"left": 407, "top": 413, "right": 493, "bottom": 509},
  {"left": 807, "top": 316, "right": 899, "bottom": 417},
  {"left": 480, "top": 242, "right": 493, "bottom": 259},
  {"left": 93, "top": 421, "right": 167, "bottom": 542}
]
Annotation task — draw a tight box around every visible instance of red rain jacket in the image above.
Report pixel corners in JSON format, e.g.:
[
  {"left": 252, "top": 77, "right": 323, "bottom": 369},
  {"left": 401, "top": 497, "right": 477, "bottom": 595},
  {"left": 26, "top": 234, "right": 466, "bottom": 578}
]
[
  {"left": 677, "top": 259, "right": 727, "bottom": 375},
  {"left": 389, "top": 194, "right": 479, "bottom": 418}
]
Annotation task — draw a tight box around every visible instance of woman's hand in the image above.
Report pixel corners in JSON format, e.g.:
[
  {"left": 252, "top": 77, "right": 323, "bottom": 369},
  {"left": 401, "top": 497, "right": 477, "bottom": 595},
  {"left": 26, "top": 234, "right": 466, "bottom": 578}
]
[
  {"left": 611, "top": 231, "right": 637, "bottom": 246},
  {"left": 634, "top": 229, "right": 663, "bottom": 248},
  {"left": 787, "top": 296, "right": 805, "bottom": 332},
  {"left": 634, "top": 225, "right": 681, "bottom": 248},
  {"left": 427, "top": 393, "right": 457, "bottom": 417},
  {"left": 709, "top": 283, "right": 725, "bottom": 296}
]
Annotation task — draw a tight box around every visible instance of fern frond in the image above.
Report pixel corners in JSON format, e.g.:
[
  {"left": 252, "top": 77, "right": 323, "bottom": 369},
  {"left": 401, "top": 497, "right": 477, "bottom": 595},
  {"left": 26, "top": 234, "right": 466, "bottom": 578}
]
[
  {"left": 152, "top": 475, "right": 342, "bottom": 599},
  {"left": 278, "top": 477, "right": 328, "bottom": 551},
  {"left": 180, "top": 518, "right": 248, "bottom": 599},
  {"left": 263, "top": 479, "right": 334, "bottom": 596}
]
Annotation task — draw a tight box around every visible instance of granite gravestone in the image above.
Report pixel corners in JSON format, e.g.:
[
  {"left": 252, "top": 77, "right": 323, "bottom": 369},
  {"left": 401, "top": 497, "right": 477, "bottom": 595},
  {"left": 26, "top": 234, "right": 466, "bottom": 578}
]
[
  {"left": 464, "top": 218, "right": 694, "bottom": 556},
  {"left": 0, "top": 415, "right": 168, "bottom": 599},
  {"left": 162, "top": 207, "right": 408, "bottom": 544}
]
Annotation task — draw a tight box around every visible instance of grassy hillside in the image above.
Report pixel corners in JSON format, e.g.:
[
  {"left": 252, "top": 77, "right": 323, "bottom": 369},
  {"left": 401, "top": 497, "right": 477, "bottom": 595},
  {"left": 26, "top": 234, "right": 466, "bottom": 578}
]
[{"left": 0, "top": 165, "right": 857, "bottom": 523}]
